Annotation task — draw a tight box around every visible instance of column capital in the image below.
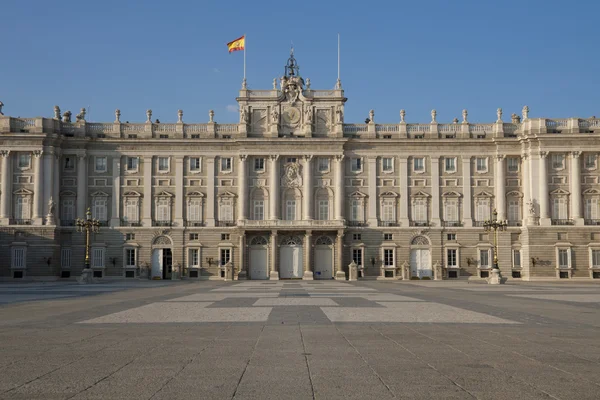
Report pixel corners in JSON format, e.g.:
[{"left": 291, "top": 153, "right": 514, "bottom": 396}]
[
  {"left": 462, "top": 156, "right": 472, "bottom": 163},
  {"left": 303, "top": 155, "right": 313, "bottom": 162},
  {"left": 571, "top": 151, "right": 582, "bottom": 158},
  {"left": 430, "top": 156, "right": 440, "bottom": 163},
  {"left": 521, "top": 153, "right": 529, "bottom": 160},
  {"left": 269, "top": 154, "right": 279, "bottom": 161},
  {"left": 33, "top": 150, "right": 43, "bottom": 158},
  {"left": 305, "top": 230, "right": 312, "bottom": 236},
  {"left": 495, "top": 154, "right": 506, "bottom": 161},
  {"left": 539, "top": 151, "right": 548, "bottom": 159},
  {"left": 335, "top": 154, "right": 344, "bottom": 162},
  {"left": 0, "top": 150, "right": 10, "bottom": 158},
  {"left": 239, "top": 154, "right": 248, "bottom": 161},
  {"left": 271, "top": 230, "right": 278, "bottom": 236},
  {"left": 77, "top": 154, "right": 87, "bottom": 160}
]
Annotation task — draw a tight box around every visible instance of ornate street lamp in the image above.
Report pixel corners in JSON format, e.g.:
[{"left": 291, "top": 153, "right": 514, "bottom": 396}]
[
  {"left": 483, "top": 208, "right": 507, "bottom": 270},
  {"left": 76, "top": 208, "right": 100, "bottom": 269}
]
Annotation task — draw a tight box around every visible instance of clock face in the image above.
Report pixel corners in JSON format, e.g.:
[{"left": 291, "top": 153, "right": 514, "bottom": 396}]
[{"left": 284, "top": 107, "right": 300, "bottom": 124}]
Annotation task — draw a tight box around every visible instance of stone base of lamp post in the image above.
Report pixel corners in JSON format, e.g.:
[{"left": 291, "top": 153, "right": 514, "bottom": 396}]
[
  {"left": 348, "top": 261, "right": 358, "bottom": 281},
  {"left": 335, "top": 270, "right": 347, "bottom": 280},
  {"left": 78, "top": 268, "right": 94, "bottom": 284},
  {"left": 488, "top": 268, "right": 503, "bottom": 285}
]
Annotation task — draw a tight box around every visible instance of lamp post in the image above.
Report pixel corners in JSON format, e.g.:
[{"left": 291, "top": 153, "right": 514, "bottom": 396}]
[
  {"left": 483, "top": 208, "right": 507, "bottom": 284},
  {"left": 76, "top": 208, "right": 100, "bottom": 269}
]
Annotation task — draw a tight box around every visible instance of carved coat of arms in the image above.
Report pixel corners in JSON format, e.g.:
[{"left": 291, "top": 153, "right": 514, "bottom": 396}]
[{"left": 282, "top": 163, "right": 302, "bottom": 187}]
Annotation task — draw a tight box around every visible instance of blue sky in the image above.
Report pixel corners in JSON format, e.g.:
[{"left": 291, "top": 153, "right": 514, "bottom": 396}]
[{"left": 2, "top": 0, "right": 598, "bottom": 123}]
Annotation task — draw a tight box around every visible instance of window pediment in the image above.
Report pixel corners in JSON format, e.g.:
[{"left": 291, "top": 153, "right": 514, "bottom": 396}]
[
  {"left": 218, "top": 190, "right": 237, "bottom": 198},
  {"left": 583, "top": 188, "right": 600, "bottom": 196},
  {"left": 441, "top": 191, "right": 461, "bottom": 198},
  {"left": 91, "top": 190, "right": 109, "bottom": 197},
  {"left": 379, "top": 191, "right": 398, "bottom": 198},
  {"left": 13, "top": 188, "right": 33, "bottom": 195},
  {"left": 123, "top": 190, "right": 142, "bottom": 197},
  {"left": 475, "top": 190, "right": 494, "bottom": 198},
  {"left": 506, "top": 190, "right": 523, "bottom": 198},
  {"left": 550, "top": 188, "right": 570, "bottom": 196},
  {"left": 155, "top": 190, "right": 174, "bottom": 198},
  {"left": 411, "top": 190, "right": 430, "bottom": 198},
  {"left": 348, "top": 191, "right": 367, "bottom": 199},
  {"left": 60, "top": 190, "right": 77, "bottom": 197},
  {"left": 187, "top": 191, "right": 205, "bottom": 197}
]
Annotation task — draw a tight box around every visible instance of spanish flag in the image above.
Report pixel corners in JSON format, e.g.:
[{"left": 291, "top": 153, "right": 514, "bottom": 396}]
[{"left": 227, "top": 35, "right": 245, "bottom": 53}]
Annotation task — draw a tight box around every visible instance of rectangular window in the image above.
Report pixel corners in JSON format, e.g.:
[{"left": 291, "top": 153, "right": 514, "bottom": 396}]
[
  {"left": 558, "top": 249, "right": 569, "bottom": 269},
  {"left": 286, "top": 200, "right": 297, "bottom": 220},
  {"left": 17, "top": 196, "right": 33, "bottom": 220},
  {"left": 447, "top": 249, "right": 457, "bottom": 267},
  {"left": 383, "top": 249, "right": 394, "bottom": 266},
  {"left": 92, "top": 248, "right": 105, "bottom": 268},
  {"left": 552, "top": 197, "right": 567, "bottom": 220},
  {"left": 253, "top": 200, "right": 264, "bottom": 220},
  {"left": 61, "top": 248, "right": 71, "bottom": 268},
  {"left": 352, "top": 248, "right": 363, "bottom": 267},
  {"left": 476, "top": 157, "right": 487, "bottom": 172},
  {"left": 125, "top": 249, "right": 136, "bottom": 267},
  {"left": 413, "top": 158, "right": 424, "bottom": 172},
  {"left": 413, "top": 198, "right": 427, "bottom": 222},
  {"left": 221, "top": 233, "right": 230, "bottom": 241},
  {"left": 190, "top": 157, "right": 201, "bottom": 172},
  {"left": 188, "top": 199, "right": 202, "bottom": 222},
  {"left": 592, "top": 250, "right": 600, "bottom": 268},
  {"left": 219, "top": 199, "right": 233, "bottom": 221},
  {"left": 507, "top": 157, "right": 519, "bottom": 172},
  {"left": 382, "top": 157, "right": 393, "bottom": 172},
  {"left": 61, "top": 199, "right": 75, "bottom": 221},
  {"left": 480, "top": 249, "right": 490, "bottom": 268},
  {"left": 352, "top": 233, "right": 361, "bottom": 241},
  {"left": 585, "top": 198, "right": 599, "bottom": 220},
  {"left": 351, "top": 158, "right": 362, "bottom": 172},
  {"left": 350, "top": 199, "right": 363, "bottom": 221},
  {"left": 552, "top": 154, "right": 564, "bottom": 169},
  {"left": 444, "top": 199, "right": 458, "bottom": 222},
  {"left": 18, "top": 154, "right": 31, "bottom": 169},
  {"left": 221, "top": 157, "right": 232, "bottom": 172},
  {"left": 125, "top": 199, "right": 138, "bottom": 222},
  {"left": 126, "top": 157, "right": 138, "bottom": 171},
  {"left": 220, "top": 248, "right": 231, "bottom": 266},
  {"left": 157, "top": 198, "right": 170, "bottom": 221},
  {"left": 254, "top": 158, "right": 265, "bottom": 172},
  {"left": 382, "top": 199, "right": 395, "bottom": 222},
  {"left": 513, "top": 249, "right": 521, "bottom": 268},
  {"left": 189, "top": 233, "right": 199, "bottom": 240},
  {"left": 189, "top": 249, "right": 200, "bottom": 267},
  {"left": 476, "top": 199, "right": 490, "bottom": 222},
  {"left": 383, "top": 233, "right": 393, "bottom": 241},
  {"left": 318, "top": 158, "right": 329, "bottom": 172},
  {"left": 287, "top": 157, "right": 297, "bottom": 163},
  {"left": 444, "top": 158, "right": 456, "bottom": 172},
  {"left": 158, "top": 157, "right": 169, "bottom": 171},
  {"left": 447, "top": 233, "right": 456, "bottom": 241},
  {"left": 95, "top": 156, "right": 107, "bottom": 172},
  {"left": 12, "top": 247, "right": 26, "bottom": 268},
  {"left": 585, "top": 154, "right": 597, "bottom": 169},
  {"left": 64, "top": 156, "right": 75, "bottom": 171},
  {"left": 126, "top": 233, "right": 135, "bottom": 240},
  {"left": 318, "top": 200, "right": 329, "bottom": 220},
  {"left": 508, "top": 200, "right": 521, "bottom": 222}
]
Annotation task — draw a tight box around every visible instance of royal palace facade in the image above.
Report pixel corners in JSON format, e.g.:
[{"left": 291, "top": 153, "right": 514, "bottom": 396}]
[{"left": 1, "top": 56, "right": 600, "bottom": 281}]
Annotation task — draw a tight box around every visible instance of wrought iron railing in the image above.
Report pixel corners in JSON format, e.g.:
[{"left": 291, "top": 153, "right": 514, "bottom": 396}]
[
  {"left": 153, "top": 220, "right": 172, "bottom": 227},
  {"left": 185, "top": 221, "right": 205, "bottom": 227},
  {"left": 551, "top": 219, "right": 575, "bottom": 226},
  {"left": 10, "top": 219, "right": 32, "bottom": 225},
  {"left": 584, "top": 219, "right": 600, "bottom": 226},
  {"left": 216, "top": 220, "right": 236, "bottom": 227}
]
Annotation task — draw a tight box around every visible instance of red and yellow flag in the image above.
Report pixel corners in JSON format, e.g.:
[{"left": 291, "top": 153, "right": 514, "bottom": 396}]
[{"left": 227, "top": 36, "right": 245, "bottom": 53}]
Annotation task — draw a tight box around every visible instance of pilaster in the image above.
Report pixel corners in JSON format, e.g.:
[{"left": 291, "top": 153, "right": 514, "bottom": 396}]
[
  {"left": 334, "top": 155, "right": 344, "bottom": 221},
  {"left": 462, "top": 156, "right": 472, "bottom": 227},
  {"left": 399, "top": 157, "right": 409, "bottom": 226},
  {"left": 270, "top": 230, "right": 279, "bottom": 280},
  {"left": 367, "top": 157, "right": 377, "bottom": 226},
  {"left": 431, "top": 156, "right": 441, "bottom": 226},
  {"left": 32, "top": 150, "right": 44, "bottom": 224},
  {"left": 206, "top": 156, "right": 216, "bottom": 226},
  {"left": 174, "top": 156, "right": 184, "bottom": 226},
  {"left": 110, "top": 156, "right": 121, "bottom": 227},
  {"left": 303, "top": 155, "right": 313, "bottom": 220},
  {"left": 52, "top": 151, "right": 61, "bottom": 226},
  {"left": 269, "top": 155, "right": 279, "bottom": 220},
  {"left": 143, "top": 156, "right": 153, "bottom": 226},
  {"left": 495, "top": 155, "right": 506, "bottom": 220},
  {"left": 42, "top": 150, "right": 53, "bottom": 217},
  {"left": 238, "top": 155, "right": 248, "bottom": 222},
  {"left": 303, "top": 230, "right": 313, "bottom": 280},
  {"left": 0, "top": 150, "right": 11, "bottom": 223},
  {"left": 335, "top": 230, "right": 346, "bottom": 280},
  {"left": 538, "top": 152, "right": 550, "bottom": 226},
  {"left": 77, "top": 154, "right": 87, "bottom": 219},
  {"left": 571, "top": 151, "right": 583, "bottom": 225}
]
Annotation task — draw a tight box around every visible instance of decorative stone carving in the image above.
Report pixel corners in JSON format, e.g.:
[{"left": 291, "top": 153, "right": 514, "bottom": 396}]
[
  {"left": 33, "top": 150, "right": 43, "bottom": 158},
  {"left": 522, "top": 105, "right": 529, "bottom": 120},
  {"left": 369, "top": 109, "right": 375, "bottom": 123},
  {"left": 400, "top": 109, "right": 406, "bottom": 123},
  {"left": 304, "top": 107, "right": 313, "bottom": 125},
  {"left": 497, "top": 108, "right": 503, "bottom": 123},
  {"left": 315, "top": 236, "right": 333, "bottom": 246},
  {"left": 462, "top": 109, "right": 468, "bottom": 123},
  {"left": 280, "top": 75, "right": 304, "bottom": 103},
  {"left": 431, "top": 109, "right": 437, "bottom": 123},
  {"left": 272, "top": 78, "right": 277, "bottom": 90},
  {"left": 270, "top": 108, "right": 279, "bottom": 124},
  {"left": 209, "top": 110, "right": 214, "bottom": 123},
  {"left": 335, "top": 78, "right": 342, "bottom": 89},
  {"left": 305, "top": 78, "right": 311, "bottom": 90},
  {"left": 146, "top": 109, "right": 152, "bottom": 123},
  {"left": 115, "top": 109, "right": 121, "bottom": 123},
  {"left": 0, "top": 100, "right": 4, "bottom": 115},
  {"left": 153, "top": 235, "right": 172, "bottom": 245},
  {"left": 511, "top": 113, "right": 521, "bottom": 124},
  {"left": 335, "top": 106, "right": 344, "bottom": 123},
  {"left": 411, "top": 235, "right": 430, "bottom": 246},
  {"left": 282, "top": 162, "right": 302, "bottom": 187},
  {"left": 76, "top": 108, "right": 86, "bottom": 122},
  {"left": 281, "top": 235, "right": 302, "bottom": 246},
  {"left": 241, "top": 78, "right": 247, "bottom": 89},
  {"left": 54, "top": 105, "right": 61, "bottom": 120},
  {"left": 177, "top": 109, "right": 183, "bottom": 123},
  {"left": 250, "top": 236, "right": 268, "bottom": 246},
  {"left": 62, "top": 111, "right": 72, "bottom": 123},
  {"left": 48, "top": 197, "right": 56, "bottom": 215},
  {"left": 240, "top": 107, "right": 249, "bottom": 124},
  {"left": 527, "top": 199, "right": 536, "bottom": 217},
  {"left": 452, "top": 118, "right": 459, "bottom": 124}
]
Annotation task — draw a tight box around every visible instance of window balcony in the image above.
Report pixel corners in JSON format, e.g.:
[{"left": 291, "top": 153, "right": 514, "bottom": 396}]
[
  {"left": 442, "top": 221, "right": 462, "bottom": 227},
  {"left": 185, "top": 221, "right": 205, "bottom": 227},
  {"left": 379, "top": 220, "right": 399, "bottom": 227},
  {"left": 347, "top": 220, "right": 368, "bottom": 227},
  {"left": 585, "top": 219, "right": 600, "bottom": 226},
  {"left": 507, "top": 221, "right": 522, "bottom": 227},
  {"left": 121, "top": 220, "right": 142, "bottom": 227},
  {"left": 10, "top": 219, "right": 32, "bottom": 225},
  {"left": 217, "top": 220, "right": 236, "bottom": 227},
  {"left": 551, "top": 219, "right": 575, "bottom": 226},
  {"left": 153, "top": 220, "right": 172, "bottom": 227},
  {"left": 61, "top": 220, "right": 75, "bottom": 226},
  {"left": 473, "top": 221, "right": 486, "bottom": 227},
  {"left": 410, "top": 221, "right": 430, "bottom": 227}
]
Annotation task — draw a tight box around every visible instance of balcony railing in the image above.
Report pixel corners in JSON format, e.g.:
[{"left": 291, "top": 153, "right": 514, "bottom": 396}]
[
  {"left": 10, "top": 219, "right": 32, "bottom": 225},
  {"left": 185, "top": 221, "right": 205, "bottom": 227},
  {"left": 153, "top": 220, "right": 172, "bottom": 227},
  {"left": 379, "top": 221, "right": 399, "bottom": 227},
  {"left": 442, "top": 221, "right": 462, "bottom": 227},
  {"left": 61, "top": 220, "right": 75, "bottom": 226},
  {"left": 217, "top": 220, "right": 236, "bottom": 227},
  {"left": 347, "top": 220, "right": 368, "bottom": 227},
  {"left": 473, "top": 221, "right": 486, "bottom": 227},
  {"left": 410, "top": 221, "right": 430, "bottom": 227},
  {"left": 585, "top": 219, "right": 600, "bottom": 226},
  {"left": 507, "top": 221, "right": 522, "bottom": 227},
  {"left": 121, "top": 220, "right": 142, "bottom": 227},
  {"left": 551, "top": 219, "right": 575, "bottom": 226}
]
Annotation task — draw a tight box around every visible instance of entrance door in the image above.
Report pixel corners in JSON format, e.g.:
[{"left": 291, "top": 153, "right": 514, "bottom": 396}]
[
  {"left": 314, "top": 247, "right": 333, "bottom": 279},
  {"left": 280, "top": 245, "right": 303, "bottom": 279},
  {"left": 410, "top": 249, "right": 431, "bottom": 279},
  {"left": 162, "top": 249, "right": 173, "bottom": 279},
  {"left": 249, "top": 248, "right": 268, "bottom": 280},
  {"left": 151, "top": 249, "right": 162, "bottom": 279}
]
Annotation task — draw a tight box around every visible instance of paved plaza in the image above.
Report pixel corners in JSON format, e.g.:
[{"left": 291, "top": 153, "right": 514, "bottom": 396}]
[{"left": 0, "top": 280, "right": 600, "bottom": 399}]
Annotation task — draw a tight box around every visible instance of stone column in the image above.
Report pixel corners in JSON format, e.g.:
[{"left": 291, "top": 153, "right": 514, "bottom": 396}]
[
  {"left": 399, "top": 157, "right": 409, "bottom": 226},
  {"left": 303, "top": 155, "right": 313, "bottom": 220},
  {"left": 53, "top": 152, "right": 61, "bottom": 226},
  {"left": 522, "top": 154, "right": 531, "bottom": 226},
  {"left": 495, "top": 155, "right": 506, "bottom": 220},
  {"left": 110, "top": 156, "right": 121, "bottom": 227},
  {"left": 269, "top": 155, "right": 279, "bottom": 220},
  {"left": 76, "top": 154, "right": 87, "bottom": 218},
  {"left": 431, "top": 156, "right": 440, "bottom": 225},
  {"left": 335, "top": 155, "right": 345, "bottom": 220},
  {"left": 0, "top": 150, "right": 11, "bottom": 223},
  {"left": 462, "top": 156, "right": 472, "bottom": 227},
  {"left": 367, "top": 157, "right": 377, "bottom": 226},
  {"left": 237, "top": 233, "right": 247, "bottom": 279},
  {"left": 270, "top": 230, "right": 279, "bottom": 280},
  {"left": 32, "top": 150, "right": 44, "bottom": 224},
  {"left": 174, "top": 156, "right": 184, "bottom": 226},
  {"left": 539, "top": 152, "right": 550, "bottom": 225},
  {"left": 303, "top": 230, "right": 313, "bottom": 280},
  {"left": 571, "top": 151, "right": 583, "bottom": 225},
  {"left": 42, "top": 150, "right": 53, "bottom": 217},
  {"left": 335, "top": 230, "right": 346, "bottom": 280},
  {"left": 143, "top": 156, "right": 153, "bottom": 226},
  {"left": 206, "top": 156, "right": 215, "bottom": 226},
  {"left": 238, "top": 155, "right": 248, "bottom": 222}
]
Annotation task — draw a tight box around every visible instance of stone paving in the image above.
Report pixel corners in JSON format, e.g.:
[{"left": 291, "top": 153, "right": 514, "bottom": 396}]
[{"left": 0, "top": 280, "right": 599, "bottom": 399}]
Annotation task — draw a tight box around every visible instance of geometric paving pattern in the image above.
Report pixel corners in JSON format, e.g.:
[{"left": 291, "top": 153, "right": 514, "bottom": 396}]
[{"left": 79, "top": 281, "right": 519, "bottom": 324}]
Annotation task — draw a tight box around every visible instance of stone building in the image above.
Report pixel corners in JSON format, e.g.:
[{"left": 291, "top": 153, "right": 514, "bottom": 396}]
[{"left": 1, "top": 53, "right": 600, "bottom": 281}]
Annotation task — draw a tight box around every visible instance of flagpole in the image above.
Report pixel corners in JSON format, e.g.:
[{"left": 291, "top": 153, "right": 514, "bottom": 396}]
[
  {"left": 337, "top": 33, "right": 340, "bottom": 81},
  {"left": 243, "top": 33, "right": 246, "bottom": 81}
]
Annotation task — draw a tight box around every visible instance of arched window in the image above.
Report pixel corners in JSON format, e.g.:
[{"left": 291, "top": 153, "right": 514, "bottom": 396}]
[{"left": 282, "top": 188, "right": 302, "bottom": 221}]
